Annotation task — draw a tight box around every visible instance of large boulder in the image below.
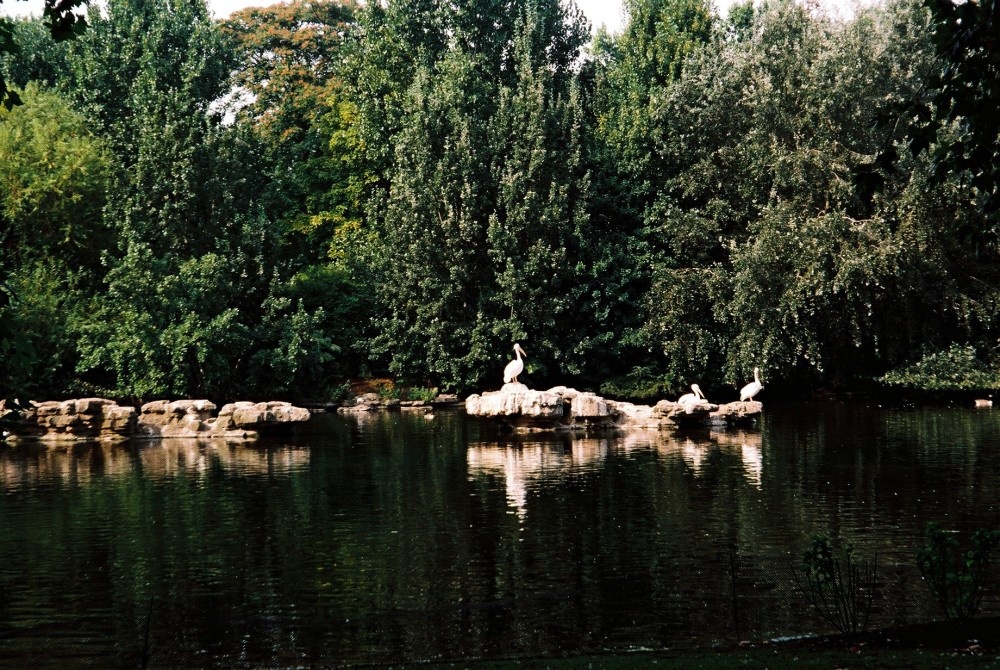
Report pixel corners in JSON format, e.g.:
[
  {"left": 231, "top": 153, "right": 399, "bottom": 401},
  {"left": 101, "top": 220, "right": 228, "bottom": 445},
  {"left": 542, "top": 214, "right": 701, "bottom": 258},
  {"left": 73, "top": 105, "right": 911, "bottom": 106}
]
[
  {"left": 711, "top": 400, "right": 764, "bottom": 425},
  {"left": 138, "top": 400, "right": 218, "bottom": 438},
  {"left": 571, "top": 392, "right": 609, "bottom": 419},
  {"left": 465, "top": 383, "right": 565, "bottom": 422},
  {"left": 140, "top": 400, "right": 312, "bottom": 439},
  {"left": 210, "top": 401, "right": 312, "bottom": 437}
]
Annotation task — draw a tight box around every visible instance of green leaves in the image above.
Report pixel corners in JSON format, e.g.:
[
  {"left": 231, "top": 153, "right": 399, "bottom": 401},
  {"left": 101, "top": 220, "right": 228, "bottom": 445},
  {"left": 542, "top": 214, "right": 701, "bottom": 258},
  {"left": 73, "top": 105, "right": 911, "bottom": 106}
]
[
  {"left": 42, "top": 0, "right": 89, "bottom": 43},
  {"left": 2, "top": 0, "right": 1000, "bottom": 400},
  {"left": 367, "top": 1, "right": 598, "bottom": 390},
  {"left": 0, "top": 0, "right": 86, "bottom": 110},
  {"left": 918, "top": 522, "right": 1000, "bottom": 620},
  {"left": 881, "top": 345, "right": 1000, "bottom": 392},
  {"left": 609, "top": 0, "right": 972, "bottom": 391},
  {"left": 0, "top": 83, "right": 109, "bottom": 267},
  {"left": 795, "top": 535, "right": 879, "bottom": 634},
  {"left": 75, "top": 245, "right": 247, "bottom": 399},
  {"left": 0, "top": 84, "right": 109, "bottom": 397},
  {"left": 0, "top": 18, "right": 21, "bottom": 111}
]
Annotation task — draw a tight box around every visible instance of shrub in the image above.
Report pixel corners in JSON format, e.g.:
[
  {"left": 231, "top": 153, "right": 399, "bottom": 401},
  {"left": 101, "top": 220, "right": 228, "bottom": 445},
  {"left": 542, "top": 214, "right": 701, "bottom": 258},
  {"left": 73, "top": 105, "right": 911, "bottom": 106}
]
[
  {"left": 793, "top": 536, "right": 880, "bottom": 634},
  {"left": 917, "top": 522, "right": 1000, "bottom": 620},
  {"left": 880, "top": 345, "right": 1000, "bottom": 391},
  {"left": 404, "top": 387, "right": 439, "bottom": 402}
]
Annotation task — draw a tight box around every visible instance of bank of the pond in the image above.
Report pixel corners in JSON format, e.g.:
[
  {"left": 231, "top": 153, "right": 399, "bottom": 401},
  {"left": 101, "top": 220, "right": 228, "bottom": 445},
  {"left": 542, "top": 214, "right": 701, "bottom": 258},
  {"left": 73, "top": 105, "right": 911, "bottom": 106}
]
[
  {"left": 419, "top": 616, "right": 1000, "bottom": 669},
  {"left": 431, "top": 649, "right": 997, "bottom": 669}
]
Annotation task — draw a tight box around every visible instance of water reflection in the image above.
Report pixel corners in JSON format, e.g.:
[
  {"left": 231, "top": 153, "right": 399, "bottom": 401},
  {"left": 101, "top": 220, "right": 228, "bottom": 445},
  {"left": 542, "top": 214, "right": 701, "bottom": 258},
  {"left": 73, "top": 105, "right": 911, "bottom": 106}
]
[
  {"left": 467, "top": 428, "right": 765, "bottom": 517},
  {"left": 2, "top": 404, "right": 1000, "bottom": 667},
  {"left": 467, "top": 437, "right": 612, "bottom": 517},
  {"left": 0, "top": 439, "right": 309, "bottom": 490}
]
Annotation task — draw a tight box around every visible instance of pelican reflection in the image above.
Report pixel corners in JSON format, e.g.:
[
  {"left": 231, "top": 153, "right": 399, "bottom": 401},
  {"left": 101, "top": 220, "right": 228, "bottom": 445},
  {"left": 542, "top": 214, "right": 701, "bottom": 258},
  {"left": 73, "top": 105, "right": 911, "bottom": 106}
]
[{"left": 467, "top": 436, "right": 612, "bottom": 518}]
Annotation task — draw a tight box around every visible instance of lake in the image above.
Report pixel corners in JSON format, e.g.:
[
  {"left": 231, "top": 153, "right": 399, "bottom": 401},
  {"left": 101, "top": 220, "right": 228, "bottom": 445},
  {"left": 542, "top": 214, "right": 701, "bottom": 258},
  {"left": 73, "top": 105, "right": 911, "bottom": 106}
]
[{"left": 1, "top": 401, "right": 999, "bottom": 667}]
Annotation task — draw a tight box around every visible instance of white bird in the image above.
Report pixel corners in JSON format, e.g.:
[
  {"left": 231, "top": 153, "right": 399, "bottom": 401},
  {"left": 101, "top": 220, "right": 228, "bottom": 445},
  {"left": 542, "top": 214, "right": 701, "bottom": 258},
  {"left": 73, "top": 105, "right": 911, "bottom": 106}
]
[
  {"left": 677, "top": 383, "right": 705, "bottom": 405},
  {"left": 503, "top": 343, "right": 527, "bottom": 384},
  {"left": 740, "top": 367, "right": 764, "bottom": 401}
]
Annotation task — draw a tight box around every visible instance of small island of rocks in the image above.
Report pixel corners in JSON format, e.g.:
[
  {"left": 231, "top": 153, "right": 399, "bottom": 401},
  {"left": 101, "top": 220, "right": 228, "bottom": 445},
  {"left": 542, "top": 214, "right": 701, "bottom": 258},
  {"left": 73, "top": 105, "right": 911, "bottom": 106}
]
[
  {"left": 465, "top": 382, "right": 762, "bottom": 432},
  {"left": 0, "top": 398, "right": 312, "bottom": 443}
]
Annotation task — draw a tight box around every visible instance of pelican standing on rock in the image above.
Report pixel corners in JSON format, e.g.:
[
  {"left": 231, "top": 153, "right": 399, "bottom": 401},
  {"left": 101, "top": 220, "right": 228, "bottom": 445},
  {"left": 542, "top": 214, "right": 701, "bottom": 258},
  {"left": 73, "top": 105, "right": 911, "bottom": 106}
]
[
  {"left": 740, "top": 367, "right": 764, "bottom": 401},
  {"left": 677, "top": 384, "right": 706, "bottom": 405},
  {"left": 503, "top": 343, "right": 527, "bottom": 384}
]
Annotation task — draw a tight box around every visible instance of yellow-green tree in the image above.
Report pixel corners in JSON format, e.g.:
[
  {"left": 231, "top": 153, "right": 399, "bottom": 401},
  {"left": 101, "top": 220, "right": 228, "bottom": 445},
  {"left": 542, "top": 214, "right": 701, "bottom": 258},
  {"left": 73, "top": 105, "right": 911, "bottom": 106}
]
[{"left": 0, "top": 83, "right": 108, "bottom": 395}]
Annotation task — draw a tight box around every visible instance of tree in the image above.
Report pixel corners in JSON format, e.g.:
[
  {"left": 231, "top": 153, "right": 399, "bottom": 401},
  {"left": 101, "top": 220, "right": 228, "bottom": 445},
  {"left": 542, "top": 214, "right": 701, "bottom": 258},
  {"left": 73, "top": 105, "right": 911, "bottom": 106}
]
[
  {"left": 0, "top": 0, "right": 88, "bottom": 399},
  {"left": 221, "top": 0, "right": 358, "bottom": 239},
  {"left": 486, "top": 10, "right": 595, "bottom": 382},
  {"left": 0, "top": 83, "right": 108, "bottom": 396},
  {"left": 0, "top": 0, "right": 87, "bottom": 109},
  {"left": 222, "top": 0, "right": 374, "bottom": 396},
  {"left": 635, "top": 0, "right": 953, "bottom": 391},
  {"left": 875, "top": 0, "right": 1000, "bottom": 224},
  {"left": 583, "top": 0, "right": 715, "bottom": 396},
  {"left": 66, "top": 0, "right": 234, "bottom": 249},
  {"left": 368, "top": 0, "right": 596, "bottom": 390},
  {"left": 591, "top": 0, "right": 713, "bottom": 209},
  {"left": 371, "top": 53, "right": 497, "bottom": 388},
  {"left": 0, "top": 82, "right": 108, "bottom": 269},
  {"left": 0, "top": 15, "right": 72, "bottom": 90},
  {"left": 62, "top": 0, "right": 258, "bottom": 399}
]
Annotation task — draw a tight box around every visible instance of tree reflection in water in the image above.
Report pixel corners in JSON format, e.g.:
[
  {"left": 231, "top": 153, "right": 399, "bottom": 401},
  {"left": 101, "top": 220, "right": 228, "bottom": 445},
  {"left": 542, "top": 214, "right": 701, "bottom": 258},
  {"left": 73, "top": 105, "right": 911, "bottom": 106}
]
[{"left": 1, "top": 404, "right": 999, "bottom": 667}]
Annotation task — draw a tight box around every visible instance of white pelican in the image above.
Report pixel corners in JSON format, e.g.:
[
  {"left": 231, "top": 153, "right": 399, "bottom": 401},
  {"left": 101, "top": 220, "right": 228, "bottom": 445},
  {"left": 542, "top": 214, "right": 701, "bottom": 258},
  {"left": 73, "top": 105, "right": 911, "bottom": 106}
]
[
  {"left": 677, "top": 383, "right": 705, "bottom": 405},
  {"left": 740, "top": 367, "right": 763, "bottom": 401},
  {"left": 503, "top": 343, "right": 527, "bottom": 384}
]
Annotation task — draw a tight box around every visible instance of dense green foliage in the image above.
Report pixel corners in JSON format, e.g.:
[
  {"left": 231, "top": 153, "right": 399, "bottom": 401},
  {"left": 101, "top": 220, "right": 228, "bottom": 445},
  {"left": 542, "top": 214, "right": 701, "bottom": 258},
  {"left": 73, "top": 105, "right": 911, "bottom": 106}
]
[
  {"left": 0, "top": 83, "right": 108, "bottom": 396},
  {"left": 1, "top": 0, "right": 999, "bottom": 401}
]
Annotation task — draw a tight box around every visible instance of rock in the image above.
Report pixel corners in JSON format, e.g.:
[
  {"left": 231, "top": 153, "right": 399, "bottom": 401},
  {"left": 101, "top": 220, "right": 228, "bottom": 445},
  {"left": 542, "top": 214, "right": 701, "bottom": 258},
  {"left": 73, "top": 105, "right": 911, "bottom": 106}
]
[
  {"left": 431, "top": 393, "right": 461, "bottom": 406},
  {"left": 337, "top": 403, "right": 378, "bottom": 413},
  {"left": 3, "top": 398, "right": 311, "bottom": 442},
  {"left": 69, "top": 397, "right": 117, "bottom": 415},
  {"left": 465, "top": 383, "right": 565, "bottom": 421},
  {"left": 711, "top": 400, "right": 764, "bottom": 424},
  {"left": 219, "top": 401, "right": 310, "bottom": 430},
  {"left": 547, "top": 386, "right": 579, "bottom": 400},
  {"left": 102, "top": 405, "right": 137, "bottom": 432},
  {"left": 138, "top": 399, "right": 218, "bottom": 438},
  {"left": 5, "top": 398, "right": 136, "bottom": 442},
  {"left": 570, "top": 392, "right": 609, "bottom": 418},
  {"left": 337, "top": 393, "right": 407, "bottom": 411}
]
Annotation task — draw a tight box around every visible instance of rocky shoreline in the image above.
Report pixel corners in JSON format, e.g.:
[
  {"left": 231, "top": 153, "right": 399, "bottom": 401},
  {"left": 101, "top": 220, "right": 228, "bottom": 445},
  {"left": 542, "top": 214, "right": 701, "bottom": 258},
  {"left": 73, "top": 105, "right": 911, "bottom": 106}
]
[
  {"left": 334, "top": 392, "right": 463, "bottom": 414},
  {"left": 0, "top": 398, "right": 312, "bottom": 443},
  {"left": 465, "top": 383, "right": 762, "bottom": 431},
  {"left": 0, "top": 384, "right": 760, "bottom": 443}
]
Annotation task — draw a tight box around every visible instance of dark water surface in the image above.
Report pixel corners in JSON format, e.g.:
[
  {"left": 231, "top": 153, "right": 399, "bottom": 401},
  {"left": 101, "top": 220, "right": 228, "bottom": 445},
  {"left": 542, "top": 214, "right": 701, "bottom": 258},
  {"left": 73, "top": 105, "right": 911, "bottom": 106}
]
[{"left": 2, "top": 402, "right": 1000, "bottom": 667}]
